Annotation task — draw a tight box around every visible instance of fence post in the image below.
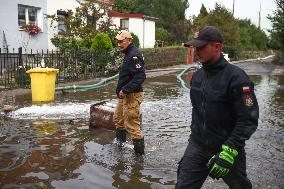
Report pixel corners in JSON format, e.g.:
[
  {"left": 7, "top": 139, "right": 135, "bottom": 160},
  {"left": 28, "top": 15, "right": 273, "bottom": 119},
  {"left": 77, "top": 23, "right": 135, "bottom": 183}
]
[
  {"left": 18, "top": 47, "right": 24, "bottom": 88},
  {"left": 3, "top": 48, "right": 8, "bottom": 88}
]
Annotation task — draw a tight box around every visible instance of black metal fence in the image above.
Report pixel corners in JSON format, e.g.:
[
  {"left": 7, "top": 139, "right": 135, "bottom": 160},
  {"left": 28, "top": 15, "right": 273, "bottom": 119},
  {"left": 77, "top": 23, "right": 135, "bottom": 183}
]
[
  {"left": 0, "top": 47, "right": 187, "bottom": 89},
  {"left": 0, "top": 47, "right": 118, "bottom": 89}
]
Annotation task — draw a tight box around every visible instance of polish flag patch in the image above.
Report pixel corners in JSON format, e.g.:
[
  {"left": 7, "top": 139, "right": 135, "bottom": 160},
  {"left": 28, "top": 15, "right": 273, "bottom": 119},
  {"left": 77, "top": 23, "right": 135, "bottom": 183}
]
[{"left": 243, "top": 86, "right": 250, "bottom": 93}]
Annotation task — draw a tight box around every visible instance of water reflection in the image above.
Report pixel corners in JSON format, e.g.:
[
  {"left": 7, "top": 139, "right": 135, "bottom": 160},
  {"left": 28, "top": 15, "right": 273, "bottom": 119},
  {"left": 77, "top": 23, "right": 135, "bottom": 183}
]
[
  {"left": 0, "top": 121, "right": 86, "bottom": 188},
  {"left": 112, "top": 156, "right": 151, "bottom": 189},
  {"left": 32, "top": 121, "right": 59, "bottom": 140},
  {"left": 253, "top": 75, "right": 284, "bottom": 129},
  {"left": 0, "top": 73, "right": 283, "bottom": 189}
]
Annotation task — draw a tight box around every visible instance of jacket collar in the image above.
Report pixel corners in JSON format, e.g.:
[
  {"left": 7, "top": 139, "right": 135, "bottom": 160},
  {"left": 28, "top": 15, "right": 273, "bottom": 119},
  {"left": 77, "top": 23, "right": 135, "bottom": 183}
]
[
  {"left": 202, "top": 54, "right": 228, "bottom": 73},
  {"left": 123, "top": 43, "right": 135, "bottom": 54}
]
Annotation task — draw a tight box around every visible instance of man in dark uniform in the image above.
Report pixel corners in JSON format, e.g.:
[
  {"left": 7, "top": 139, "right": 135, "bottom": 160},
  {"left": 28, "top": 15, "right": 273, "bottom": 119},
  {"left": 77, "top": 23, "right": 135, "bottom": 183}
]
[
  {"left": 175, "top": 26, "right": 259, "bottom": 189},
  {"left": 113, "top": 30, "right": 146, "bottom": 155}
]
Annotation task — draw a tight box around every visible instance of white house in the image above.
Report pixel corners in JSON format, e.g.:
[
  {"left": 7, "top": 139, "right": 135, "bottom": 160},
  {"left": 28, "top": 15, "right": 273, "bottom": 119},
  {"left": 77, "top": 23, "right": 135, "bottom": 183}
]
[
  {"left": 0, "top": 0, "right": 156, "bottom": 51},
  {"left": 0, "top": 0, "right": 83, "bottom": 51},
  {"left": 46, "top": 0, "right": 82, "bottom": 50},
  {"left": 0, "top": 0, "right": 48, "bottom": 51},
  {"left": 109, "top": 11, "right": 156, "bottom": 48}
]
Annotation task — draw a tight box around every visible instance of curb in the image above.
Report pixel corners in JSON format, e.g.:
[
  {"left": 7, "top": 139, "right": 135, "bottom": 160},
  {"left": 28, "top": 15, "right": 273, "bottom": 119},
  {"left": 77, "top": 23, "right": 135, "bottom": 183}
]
[{"left": 231, "top": 55, "right": 275, "bottom": 64}]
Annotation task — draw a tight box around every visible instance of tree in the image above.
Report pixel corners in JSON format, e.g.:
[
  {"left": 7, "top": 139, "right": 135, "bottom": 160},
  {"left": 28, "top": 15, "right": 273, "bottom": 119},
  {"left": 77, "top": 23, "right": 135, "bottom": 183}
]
[
  {"left": 268, "top": 0, "right": 284, "bottom": 64},
  {"left": 152, "top": 0, "right": 189, "bottom": 43},
  {"left": 156, "top": 27, "right": 170, "bottom": 42},
  {"left": 113, "top": 0, "right": 191, "bottom": 44},
  {"left": 238, "top": 19, "right": 254, "bottom": 50},
  {"left": 267, "top": 0, "right": 284, "bottom": 50},
  {"left": 192, "top": 4, "right": 240, "bottom": 57},
  {"left": 152, "top": 0, "right": 188, "bottom": 26},
  {"left": 192, "top": 4, "right": 208, "bottom": 28},
  {"left": 48, "top": 0, "right": 115, "bottom": 50},
  {"left": 268, "top": 31, "right": 282, "bottom": 49},
  {"left": 238, "top": 19, "right": 268, "bottom": 51},
  {"left": 250, "top": 25, "right": 268, "bottom": 50},
  {"left": 112, "top": 0, "right": 136, "bottom": 13},
  {"left": 199, "top": 4, "right": 209, "bottom": 17}
]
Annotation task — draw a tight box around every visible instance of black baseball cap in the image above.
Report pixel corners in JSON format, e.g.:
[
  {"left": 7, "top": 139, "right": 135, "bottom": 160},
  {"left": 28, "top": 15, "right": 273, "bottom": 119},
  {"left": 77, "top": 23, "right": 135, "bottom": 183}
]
[{"left": 184, "top": 26, "right": 224, "bottom": 48}]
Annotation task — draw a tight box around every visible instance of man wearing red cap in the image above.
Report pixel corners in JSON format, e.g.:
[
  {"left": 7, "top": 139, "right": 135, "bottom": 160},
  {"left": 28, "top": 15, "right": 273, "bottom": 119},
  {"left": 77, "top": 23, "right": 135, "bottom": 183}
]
[{"left": 175, "top": 26, "right": 259, "bottom": 189}]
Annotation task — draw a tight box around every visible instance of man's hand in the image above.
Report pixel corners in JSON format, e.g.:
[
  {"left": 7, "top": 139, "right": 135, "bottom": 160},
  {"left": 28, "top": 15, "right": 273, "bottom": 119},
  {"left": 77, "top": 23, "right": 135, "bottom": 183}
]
[
  {"left": 119, "top": 90, "right": 126, "bottom": 99},
  {"left": 207, "top": 145, "right": 238, "bottom": 179}
]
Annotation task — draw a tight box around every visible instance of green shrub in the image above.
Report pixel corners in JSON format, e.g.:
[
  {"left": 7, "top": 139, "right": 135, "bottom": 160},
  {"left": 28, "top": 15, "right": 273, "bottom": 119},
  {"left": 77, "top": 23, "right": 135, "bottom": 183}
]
[
  {"left": 51, "top": 37, "right": 77, "bottom": 50},
  {"left": 131, "top": 32, "right": 140, "bottom": 48},
  {"left": 91, "top": 33, "right": 113, "bottom": 51},
  {"left": 156, "top": 27, "right": 170, "bottom": 42},
  {"left": 222, "top": 45, "right": 240, "bottom": 60},
  {"left": 77, "top": 36, "right": 93, "bottom": 49},
  {"left": 51, "top": 36, "right": 95, "bottom": 50}
]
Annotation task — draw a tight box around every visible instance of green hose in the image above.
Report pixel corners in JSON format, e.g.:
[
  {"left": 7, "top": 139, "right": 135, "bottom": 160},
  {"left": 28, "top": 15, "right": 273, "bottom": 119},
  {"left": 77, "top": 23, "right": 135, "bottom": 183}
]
[
  {"left": 176, "top": 65, "right": 198, "bottom": 91},
  {"left": 55, "top": 65, "right": 198, "bottom": 92},
  {"left": 55, "top": 73, "right": 119, "bottom": 92}
]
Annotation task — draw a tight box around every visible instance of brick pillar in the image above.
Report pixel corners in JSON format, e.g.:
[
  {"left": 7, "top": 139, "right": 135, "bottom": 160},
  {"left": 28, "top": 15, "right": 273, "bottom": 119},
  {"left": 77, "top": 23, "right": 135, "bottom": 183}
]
[{"left": 186, "top": 47, "right": 195, "bottom": 64}]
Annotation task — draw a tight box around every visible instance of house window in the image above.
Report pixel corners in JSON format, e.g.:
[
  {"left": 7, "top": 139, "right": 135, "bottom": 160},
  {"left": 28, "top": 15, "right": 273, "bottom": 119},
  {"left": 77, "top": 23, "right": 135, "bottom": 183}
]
[
  {"left": 28, "top": 7, "right": 38, "bottom": 25},
  {"left": 18, "top": 5, "right": 26, "bottom": 26},
  {"left": 57, "top": 10, "right": 67, "bottom": 33},
  {"left": 18, "top": 4, "right": 40, "bottom": 27},
  {"left": 120, "top": 19, "right": 129, "bottom": 30}
]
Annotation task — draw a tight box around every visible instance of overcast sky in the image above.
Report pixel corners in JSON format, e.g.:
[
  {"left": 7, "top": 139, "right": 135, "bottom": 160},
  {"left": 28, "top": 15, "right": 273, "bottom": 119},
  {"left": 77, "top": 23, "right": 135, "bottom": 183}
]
[{"left": 186, "top": 0, "right": 277, "bottom": 33}]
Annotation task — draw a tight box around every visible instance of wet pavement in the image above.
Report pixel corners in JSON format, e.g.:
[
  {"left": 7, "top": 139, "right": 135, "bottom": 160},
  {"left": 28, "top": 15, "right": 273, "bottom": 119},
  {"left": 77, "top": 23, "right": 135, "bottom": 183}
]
[{"left": 0, "top": 61, "right": 284, "bottom": 189}]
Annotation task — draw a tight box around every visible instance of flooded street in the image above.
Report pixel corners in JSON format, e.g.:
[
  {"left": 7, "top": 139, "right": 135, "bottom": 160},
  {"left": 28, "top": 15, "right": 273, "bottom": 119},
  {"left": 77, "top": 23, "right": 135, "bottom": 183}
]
[{"left": 0, "top": 62, "right": 284, "bottom": 189}]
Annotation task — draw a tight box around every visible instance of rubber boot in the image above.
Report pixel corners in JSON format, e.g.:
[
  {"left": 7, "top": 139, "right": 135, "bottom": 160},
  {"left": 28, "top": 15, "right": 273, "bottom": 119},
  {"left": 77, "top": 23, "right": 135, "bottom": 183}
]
[
  {"left": 116, "top": 129, "right": 127, "bottom": 145},
  {"left": 133, "top": 138, "right": 145, "bottom": 155}
]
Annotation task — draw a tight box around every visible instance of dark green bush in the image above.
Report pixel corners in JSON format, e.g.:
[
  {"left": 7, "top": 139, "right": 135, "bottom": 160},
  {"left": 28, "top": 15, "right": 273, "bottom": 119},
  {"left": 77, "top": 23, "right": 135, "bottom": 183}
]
[
  {"left": 131, "top": 32, "right": 140, "bottom": 48},
  {"left": 222, "top": 46, "right": 240, "bottom": 60}
]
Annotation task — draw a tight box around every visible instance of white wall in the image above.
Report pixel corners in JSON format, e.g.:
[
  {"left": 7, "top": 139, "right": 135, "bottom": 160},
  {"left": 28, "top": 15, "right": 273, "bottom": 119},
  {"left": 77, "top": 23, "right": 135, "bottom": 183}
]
[
  {"left": 0, "top": 0, "right": 48, "bottom": 52},
  {"left": 128, "top": 18, "right": 144, "bottom": 47},
  {"left": 110, "top": 16, "right": 156, "bottom": 48},
  {"left": 47, "top": 0, "right": 80, "bottom": 50},
  {"left": 143, "top": 19, "right": 155, "bottom": 48},
  {"left": 128, "top": 18, "right": 155, "bottom": 48},
  {"left": 0, "top": 0, "right": 82, "bottom": 51},
  {"left": 0, "top": 0, "right": 155, "bottom": 51}
]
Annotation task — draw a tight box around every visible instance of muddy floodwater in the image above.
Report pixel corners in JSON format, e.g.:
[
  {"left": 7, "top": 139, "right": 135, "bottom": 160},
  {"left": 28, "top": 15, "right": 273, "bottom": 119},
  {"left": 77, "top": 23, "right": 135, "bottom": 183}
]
[{"left": 0, "top": 62, "right": 283, "bottom": 189}]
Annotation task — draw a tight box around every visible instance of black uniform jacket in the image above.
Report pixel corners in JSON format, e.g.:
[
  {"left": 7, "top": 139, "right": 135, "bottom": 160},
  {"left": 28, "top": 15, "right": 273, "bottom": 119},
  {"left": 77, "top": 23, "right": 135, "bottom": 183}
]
[
  {"left": 116, "top": 43, "right": 146, "bottom": 98},
  {"left": 190, "top": 55, "right": 259, "bottom": 151}
]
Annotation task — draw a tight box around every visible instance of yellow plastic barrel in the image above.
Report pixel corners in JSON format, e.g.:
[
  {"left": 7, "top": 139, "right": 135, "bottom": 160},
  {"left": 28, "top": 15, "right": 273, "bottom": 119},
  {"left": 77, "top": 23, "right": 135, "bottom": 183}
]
[{"left": 26, "top": 68, "right": 59, "bottom": 103}]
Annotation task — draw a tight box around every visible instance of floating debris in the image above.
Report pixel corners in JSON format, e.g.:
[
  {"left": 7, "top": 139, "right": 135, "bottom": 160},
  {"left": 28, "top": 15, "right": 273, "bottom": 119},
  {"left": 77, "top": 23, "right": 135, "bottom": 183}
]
[
  {"left": 89, "top": 101, "right": 116, "bottom": 130},
  {"left": 3, "top": 105, "right": 15, "bottom": 113}
]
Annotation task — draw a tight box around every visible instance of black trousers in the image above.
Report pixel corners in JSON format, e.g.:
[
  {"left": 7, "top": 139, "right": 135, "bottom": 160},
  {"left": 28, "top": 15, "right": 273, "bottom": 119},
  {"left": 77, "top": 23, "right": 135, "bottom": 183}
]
[{"left": 175, "top": 139, "right": 252, "bottom": 189}]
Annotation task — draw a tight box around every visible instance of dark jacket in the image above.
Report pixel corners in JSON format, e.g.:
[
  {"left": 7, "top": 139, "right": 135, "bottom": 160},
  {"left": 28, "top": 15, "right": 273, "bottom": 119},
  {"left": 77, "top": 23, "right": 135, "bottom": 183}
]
[
  {"left": 116, "top": 43, "right": 146, "bottom": 98},
  {"left": 190, "top": 55, "right": 259, "bottom": 151}
]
